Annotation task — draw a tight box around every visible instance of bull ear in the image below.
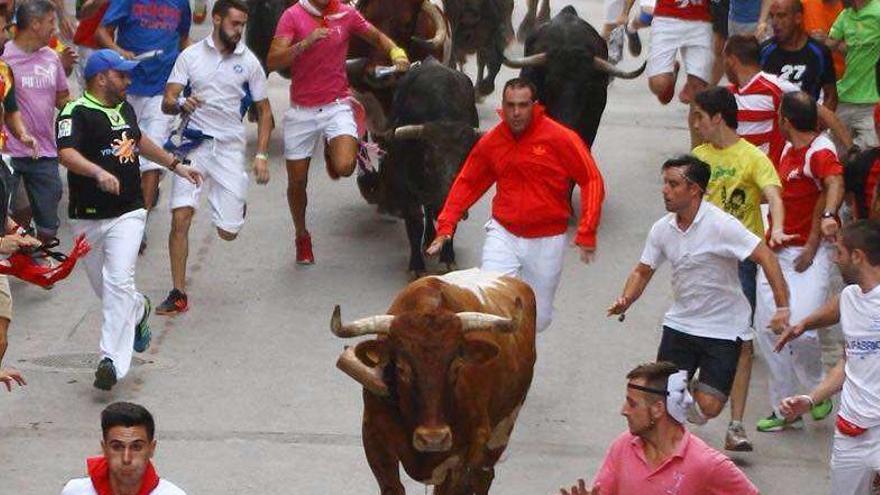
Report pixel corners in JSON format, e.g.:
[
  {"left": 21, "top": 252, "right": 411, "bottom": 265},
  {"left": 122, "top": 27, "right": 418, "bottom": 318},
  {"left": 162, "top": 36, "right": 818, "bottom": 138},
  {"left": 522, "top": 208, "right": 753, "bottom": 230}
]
[
  {"left": 460, "top": 339, "right": 499, "bottom": 365},
  {"left": 354, "top": 339, "right": 390, "bottom": 367}
]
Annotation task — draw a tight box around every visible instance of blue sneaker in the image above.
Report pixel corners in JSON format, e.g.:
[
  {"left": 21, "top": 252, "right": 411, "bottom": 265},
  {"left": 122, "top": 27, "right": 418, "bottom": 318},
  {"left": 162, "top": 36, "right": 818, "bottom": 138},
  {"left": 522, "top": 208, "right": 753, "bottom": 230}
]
[{"left": 134, "top": 295, "right": 152, "bottom": 353}]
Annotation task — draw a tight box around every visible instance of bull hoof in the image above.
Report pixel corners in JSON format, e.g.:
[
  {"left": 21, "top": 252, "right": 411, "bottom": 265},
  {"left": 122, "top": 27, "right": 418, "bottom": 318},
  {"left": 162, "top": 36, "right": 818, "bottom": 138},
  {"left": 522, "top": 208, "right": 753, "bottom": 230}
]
[{"left": 476, "top": 80, "right": 495, "bottom": 97}]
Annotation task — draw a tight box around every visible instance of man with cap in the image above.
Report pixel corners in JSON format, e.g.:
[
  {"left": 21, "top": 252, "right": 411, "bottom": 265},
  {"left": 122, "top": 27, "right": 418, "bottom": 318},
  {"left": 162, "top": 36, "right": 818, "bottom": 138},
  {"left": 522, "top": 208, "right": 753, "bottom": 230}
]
[
  {"left": 558, "top": 361, "right": 758, "bottom": 495},
  {"left": 56, "top": 49, "right": 201, "bottom": 391}
]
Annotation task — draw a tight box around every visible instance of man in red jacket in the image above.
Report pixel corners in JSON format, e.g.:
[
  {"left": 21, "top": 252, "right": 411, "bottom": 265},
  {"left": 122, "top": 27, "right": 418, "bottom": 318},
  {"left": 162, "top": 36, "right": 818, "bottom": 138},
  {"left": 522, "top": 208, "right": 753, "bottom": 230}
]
[{"left": 427, "top": 78, "right": 605, "bottom": 332}]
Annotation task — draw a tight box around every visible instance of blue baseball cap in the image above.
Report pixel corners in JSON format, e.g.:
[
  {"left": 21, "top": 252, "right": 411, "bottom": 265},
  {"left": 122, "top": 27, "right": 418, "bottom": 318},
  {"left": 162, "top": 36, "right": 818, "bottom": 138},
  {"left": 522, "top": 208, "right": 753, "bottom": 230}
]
[{"left": 84, "top": 49, "right": 139, "bottom": 79}]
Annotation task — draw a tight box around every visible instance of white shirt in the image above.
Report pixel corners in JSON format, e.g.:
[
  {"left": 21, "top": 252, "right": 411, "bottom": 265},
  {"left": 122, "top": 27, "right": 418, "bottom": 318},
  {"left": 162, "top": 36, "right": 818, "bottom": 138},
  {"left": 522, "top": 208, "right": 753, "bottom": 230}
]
[
  {"left": 166, "top": 36, "right": 268, "bottom": 144},
  {"left": 839, "top": 283, "right": 880, "bottom": 428},
  {"left": 640, "top": 201, "right": 761, "bottom": 340},
  {"left": 61, "top": 477, "right": 186, "bottom": 495}
]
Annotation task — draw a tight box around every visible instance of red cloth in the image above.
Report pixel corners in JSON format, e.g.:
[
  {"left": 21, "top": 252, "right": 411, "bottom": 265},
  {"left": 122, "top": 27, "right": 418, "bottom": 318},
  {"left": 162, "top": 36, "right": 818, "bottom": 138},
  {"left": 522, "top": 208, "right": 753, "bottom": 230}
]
[
  {"left": 837, "top": 414, "right": 868, "bottom": 437},
  {"left": 730, "top": 73, "right": 798, "bottom": 166},
  {"left": 436, "top": 105, "right": 605, "bottom": 247},
  {"left": 0, "top": 235, "right": 90, "bottom": 288},
  {"left": 770, "top": 136, "right": 843, "bottom": 246},
  {"left": 73, "top": 3, "right": 110, "bottom": 49},
  {"left": 654, "top": 0, "right": 711, "bottom": 22},
  {"left": 87, "top": 456, "right": 160, "bottom": 495}
]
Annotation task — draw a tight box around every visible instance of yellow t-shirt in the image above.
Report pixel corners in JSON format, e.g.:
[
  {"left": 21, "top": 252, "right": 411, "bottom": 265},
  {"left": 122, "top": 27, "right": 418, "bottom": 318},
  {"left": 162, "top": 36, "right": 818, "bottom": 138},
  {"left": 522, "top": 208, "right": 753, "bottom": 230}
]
[{"left": 693, "top": 139, "right": 781, "bottom": 237}]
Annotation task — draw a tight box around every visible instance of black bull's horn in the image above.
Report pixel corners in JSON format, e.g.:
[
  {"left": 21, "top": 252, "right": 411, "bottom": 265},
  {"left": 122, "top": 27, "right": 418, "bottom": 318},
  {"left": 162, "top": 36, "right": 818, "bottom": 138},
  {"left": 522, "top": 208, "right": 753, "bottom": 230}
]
[
  {"left": 411, "top": 1, "right": 447, "bottom": 51},
  {"left": 501, "top": 52, "right": 646, "bottom": 79}
]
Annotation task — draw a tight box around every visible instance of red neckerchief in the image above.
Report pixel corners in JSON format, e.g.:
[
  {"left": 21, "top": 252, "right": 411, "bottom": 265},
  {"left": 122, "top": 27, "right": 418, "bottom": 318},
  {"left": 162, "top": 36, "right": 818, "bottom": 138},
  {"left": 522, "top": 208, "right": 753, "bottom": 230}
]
[
  {"left": 87, "top": 456, "right": 160, "bottom": 495},
  {"left": 320, "top": 0, "right": 340, "bottom": 26}
]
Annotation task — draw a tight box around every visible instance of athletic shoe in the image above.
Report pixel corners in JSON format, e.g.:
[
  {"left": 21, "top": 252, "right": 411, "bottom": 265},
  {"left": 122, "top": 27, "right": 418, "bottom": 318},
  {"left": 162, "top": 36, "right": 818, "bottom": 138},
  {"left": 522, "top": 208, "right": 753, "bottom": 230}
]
[
  {"left": 134, "top": 295, "right": 152, "bottom": 352},
  {"left": 155, "top": 289, "right": 188, "bottom": 316},
  {"left": 724, "top": 421, "right": 754, "bottom": 452},
  {"left": 810, "top": 398, "right": 833, "bottom": 421},
  {"left": 296, "top": 233, "right": 315, "bottom": 265},
  {"left": 607, "top": 25, "right": 625, "bottom": 65},
  {"left": 93, "top": 358, "right": 117, "bottom": 391},
  {"left": 756, "top": 412, "right": 804, "bottom": 432},
  {"left": 686, "top": 400, "right": 708, "bottom": 425},
  {"left": 626, "top": 26, "right": 642, "bottom": 57}
]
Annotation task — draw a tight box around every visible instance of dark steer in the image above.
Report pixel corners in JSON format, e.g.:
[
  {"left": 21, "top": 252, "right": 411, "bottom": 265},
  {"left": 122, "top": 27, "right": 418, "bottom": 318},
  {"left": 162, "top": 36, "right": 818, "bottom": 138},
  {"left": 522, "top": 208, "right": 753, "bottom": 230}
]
[
  {"left": 442, "top": 0, "right": 514, "bottom": 97},
  {"left": 503, "top": 4, "right": 646, "bottom": 147},
  {"left": 358, "top": 58, "right": 479, "bottom": 277},
  {"left": 246, "top": 0, "right": 294, "bottom": 77},
  {"left": 332, "top": 268, "right": 537, "bottom": 495}
]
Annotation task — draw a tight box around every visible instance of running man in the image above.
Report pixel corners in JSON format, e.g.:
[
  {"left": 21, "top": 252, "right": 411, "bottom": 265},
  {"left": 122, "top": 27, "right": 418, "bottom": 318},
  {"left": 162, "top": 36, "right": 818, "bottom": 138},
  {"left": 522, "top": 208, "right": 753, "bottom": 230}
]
[
  {"left": 155, "top": 0, "right": 272, "bottom": 315},
  {"left": 266, "top": 0, "right": 409, "bottom": 264},
  {"left": 753, "top": 92, "right": 843, "bottom": 432},
  {"left": 647, "top": 0, "right": 713, "bottom": 105},
  {"left": 691, "top": 86, "right": 791, "bottom": 451},
  {"left": 775, "top": 219, "right": 880, "bottom": 495},
  {"left": 61, "top": 402, "right": 187, "bottom": 494},
  {"left": 608, "top": 155, "right": 790, "bottom": 426},
  {"left": 56, "top": 50, "right": 200, "bottom": 390},
  {"left": 427, "top": 78, "right": 605, "bottom": 332}
]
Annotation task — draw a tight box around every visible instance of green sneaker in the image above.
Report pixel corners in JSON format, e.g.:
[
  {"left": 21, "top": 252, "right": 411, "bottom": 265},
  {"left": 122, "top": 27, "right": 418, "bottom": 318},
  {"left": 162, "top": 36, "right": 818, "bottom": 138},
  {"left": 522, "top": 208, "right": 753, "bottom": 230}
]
[
  {"left": 756, "top": 412, "right": 804, "bottom": 432},
  {"left": 134, "top": 295, "right": 152, "bottom": 353},
  {"left": 810, "top": 398, "right": 833, "bottom": 421}
]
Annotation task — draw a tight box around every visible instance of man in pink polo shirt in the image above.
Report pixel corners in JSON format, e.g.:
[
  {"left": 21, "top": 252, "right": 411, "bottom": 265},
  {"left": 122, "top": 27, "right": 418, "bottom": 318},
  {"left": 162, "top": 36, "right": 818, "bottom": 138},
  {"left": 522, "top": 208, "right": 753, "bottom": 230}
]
[
  {"left": 559, "top": 361, "right": 759, "bottom": 495},
  {"left": 266, "top": 0, "right": 408, "bottom": 264}
]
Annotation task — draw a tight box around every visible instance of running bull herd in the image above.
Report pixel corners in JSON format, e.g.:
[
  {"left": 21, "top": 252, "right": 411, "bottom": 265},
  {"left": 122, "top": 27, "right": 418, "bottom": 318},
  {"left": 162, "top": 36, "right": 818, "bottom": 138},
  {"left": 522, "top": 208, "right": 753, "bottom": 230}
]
[{"left": 246, "top": 0, "right": 643, "bottom": 492}]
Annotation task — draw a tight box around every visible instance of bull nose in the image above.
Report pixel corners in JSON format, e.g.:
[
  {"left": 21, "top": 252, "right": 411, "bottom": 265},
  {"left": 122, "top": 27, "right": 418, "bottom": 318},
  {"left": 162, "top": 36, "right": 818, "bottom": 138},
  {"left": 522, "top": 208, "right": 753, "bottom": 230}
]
[{"left": 413, "top": 426, "right": 453, "bottom": 452}]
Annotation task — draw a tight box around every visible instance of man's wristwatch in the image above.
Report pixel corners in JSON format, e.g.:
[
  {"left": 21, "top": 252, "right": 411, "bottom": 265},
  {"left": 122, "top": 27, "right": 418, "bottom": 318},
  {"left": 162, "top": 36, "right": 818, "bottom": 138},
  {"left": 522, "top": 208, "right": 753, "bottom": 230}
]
[
  {"left": 169, "top": 158, "right": 181, "bottom": 171},
  {"left": 255, "top": 152, "right": 269, "bottom": 161},
  {"left": 821, "top": 211, "right": 836, "bottom": 219}
]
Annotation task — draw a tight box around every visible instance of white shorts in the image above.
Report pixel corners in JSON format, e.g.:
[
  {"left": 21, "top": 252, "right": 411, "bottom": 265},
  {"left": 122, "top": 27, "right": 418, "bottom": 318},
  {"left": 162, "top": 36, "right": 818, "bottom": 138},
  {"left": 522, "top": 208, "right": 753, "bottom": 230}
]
[
  {"left": 604, "top": 0, "right": 626, "bottom": 23},
  {"left": 127, "top": 94, "right": 173, "bottom": 173},
  {"left": 170, "top": 140, "right": 249, "bottom": 234},
  {"left": 640, "top": 0, "right": 656, "bottom": 10},
  {"left": 647, "top": 17, "right": 714, "bottom": 83},
  {"left": 283, "top": 101, "right": 358, "bottom": 160},
  {"left": 831, "top": 426, "right": 880, "bottom": 495}
]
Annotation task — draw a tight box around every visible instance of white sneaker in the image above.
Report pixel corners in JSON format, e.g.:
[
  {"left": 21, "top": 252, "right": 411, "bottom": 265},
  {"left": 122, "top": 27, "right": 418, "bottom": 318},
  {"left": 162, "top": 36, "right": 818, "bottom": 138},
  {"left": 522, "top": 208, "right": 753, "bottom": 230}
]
[{"left": 607, "top": 25, "right": 625, "bottom": 65}]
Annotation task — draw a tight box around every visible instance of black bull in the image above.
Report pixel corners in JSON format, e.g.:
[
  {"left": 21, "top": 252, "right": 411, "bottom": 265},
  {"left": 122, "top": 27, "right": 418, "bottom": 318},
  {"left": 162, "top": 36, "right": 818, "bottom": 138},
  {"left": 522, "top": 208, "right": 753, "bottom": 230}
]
[
  {"left": 358, "top": 58, "right": 480, "bottom": 277},
  {"left": 503, "top": 4, "right": 645, "bottom": 147}
]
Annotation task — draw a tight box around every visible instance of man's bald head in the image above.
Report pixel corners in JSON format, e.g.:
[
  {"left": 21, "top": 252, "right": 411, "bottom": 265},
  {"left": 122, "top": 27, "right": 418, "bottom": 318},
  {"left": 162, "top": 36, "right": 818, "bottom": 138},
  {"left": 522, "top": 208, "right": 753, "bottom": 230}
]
[{"left": 769, "top": 0, "right": 805, "bottom": 43}]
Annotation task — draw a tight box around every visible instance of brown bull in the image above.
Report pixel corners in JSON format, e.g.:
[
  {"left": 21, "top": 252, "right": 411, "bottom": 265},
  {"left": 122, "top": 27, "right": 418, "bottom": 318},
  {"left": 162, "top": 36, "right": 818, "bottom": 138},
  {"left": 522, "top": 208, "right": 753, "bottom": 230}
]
[{"left": 332, "top": 269, "right": 536, "bottom": 494}]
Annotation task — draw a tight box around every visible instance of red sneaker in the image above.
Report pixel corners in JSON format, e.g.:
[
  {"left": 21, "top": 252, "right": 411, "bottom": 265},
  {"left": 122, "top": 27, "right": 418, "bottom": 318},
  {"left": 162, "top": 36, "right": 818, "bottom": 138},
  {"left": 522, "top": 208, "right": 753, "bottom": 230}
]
[{"left": 296, "top": 233, "right": 315, "bottom": 265}]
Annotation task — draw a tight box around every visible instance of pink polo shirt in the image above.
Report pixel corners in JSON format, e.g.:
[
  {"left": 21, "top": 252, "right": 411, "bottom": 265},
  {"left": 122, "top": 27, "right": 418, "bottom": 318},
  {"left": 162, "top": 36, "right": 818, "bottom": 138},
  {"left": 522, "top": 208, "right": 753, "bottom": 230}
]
[
  {"left": 592, "top": 429, "right": 758, "bottom": 495},
  {"left": 273, "top": 2, "right": 371, "bottom": 107}
]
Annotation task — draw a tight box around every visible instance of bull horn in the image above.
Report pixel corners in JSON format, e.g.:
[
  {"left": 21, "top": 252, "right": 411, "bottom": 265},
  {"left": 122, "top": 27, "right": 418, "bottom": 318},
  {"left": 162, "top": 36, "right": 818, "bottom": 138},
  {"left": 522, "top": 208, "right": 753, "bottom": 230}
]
[
  {"left": 458, "top": 298, "right": 523, "bottom": 334},
  {"left": 592, "top": 58, "right": 646, "bottom": 79},
  {"left": 392, "top": 124, "right": 425, "bottom": 140},
  {"left": 411, "top": 1, "right": 447, "bottom": 51},
  {"left": 336, "top": 346, "right": 390, "bottom": 397},
  {"left": 502, "top": 52, "right": 547, "bottom": 69},
  {"left": 331, "top": 305, "right": 394, "bottom": 337},
  {"left": 345, "top": 57, "right": 369, "bottom": 80}
]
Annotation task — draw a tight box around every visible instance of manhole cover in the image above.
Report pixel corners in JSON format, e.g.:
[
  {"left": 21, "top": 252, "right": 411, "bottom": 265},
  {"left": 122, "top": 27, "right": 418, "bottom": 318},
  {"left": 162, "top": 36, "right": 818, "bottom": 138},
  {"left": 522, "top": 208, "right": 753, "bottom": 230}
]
[{"left": 18, "top": 353, "right": 171, "bottom": 373}]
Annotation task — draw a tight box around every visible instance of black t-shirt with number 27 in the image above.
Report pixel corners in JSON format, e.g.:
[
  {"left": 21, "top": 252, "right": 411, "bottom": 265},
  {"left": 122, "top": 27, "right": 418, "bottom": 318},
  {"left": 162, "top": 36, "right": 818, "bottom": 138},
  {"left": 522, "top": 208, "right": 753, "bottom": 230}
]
[{"left": 56, "top": 93, "right": 145, "bottom": 219}]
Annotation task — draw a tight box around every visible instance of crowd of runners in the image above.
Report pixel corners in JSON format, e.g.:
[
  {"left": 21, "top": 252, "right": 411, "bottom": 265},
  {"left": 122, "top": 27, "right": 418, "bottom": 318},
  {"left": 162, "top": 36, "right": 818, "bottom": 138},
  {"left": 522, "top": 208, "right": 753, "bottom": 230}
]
[{"left": 0, "top": 0, "right": 876, "bottom": 491}]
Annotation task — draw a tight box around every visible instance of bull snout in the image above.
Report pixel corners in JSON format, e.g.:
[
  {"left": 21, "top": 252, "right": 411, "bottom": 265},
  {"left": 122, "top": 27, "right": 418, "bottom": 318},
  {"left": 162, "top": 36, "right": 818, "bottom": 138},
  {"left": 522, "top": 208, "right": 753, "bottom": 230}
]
[{"left": 413, "top": 426, "right": 453, "bottom": 452}]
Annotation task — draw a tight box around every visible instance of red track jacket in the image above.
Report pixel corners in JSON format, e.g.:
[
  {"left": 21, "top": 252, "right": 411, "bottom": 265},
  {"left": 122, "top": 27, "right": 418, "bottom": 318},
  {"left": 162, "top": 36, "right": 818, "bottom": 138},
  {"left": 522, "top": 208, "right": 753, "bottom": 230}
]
[{"left": 436, "top": 104, "right": 605, "bottom": 247}]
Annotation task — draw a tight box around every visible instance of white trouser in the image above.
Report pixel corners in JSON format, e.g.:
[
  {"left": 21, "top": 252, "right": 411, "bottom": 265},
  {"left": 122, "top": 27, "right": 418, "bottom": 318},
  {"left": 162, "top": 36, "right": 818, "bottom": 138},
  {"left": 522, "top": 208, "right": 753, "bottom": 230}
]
[
  {"left": 831, "top": 426, "right": 880, "bottom": 495},
  {"left": 755, "top": 244, "right": 832, "bottom": 413},
  {"left": 170, "top": 139, "right": 248, "bottom": 234},
  {"left": 71, "top": 209, "right": 147, "bottom": 379},
  {"left": 127, "top": 94, "right": 173, "bottom": 173},
  {"left": 480, "top": 218, "right": 566, "bottom": 332}
]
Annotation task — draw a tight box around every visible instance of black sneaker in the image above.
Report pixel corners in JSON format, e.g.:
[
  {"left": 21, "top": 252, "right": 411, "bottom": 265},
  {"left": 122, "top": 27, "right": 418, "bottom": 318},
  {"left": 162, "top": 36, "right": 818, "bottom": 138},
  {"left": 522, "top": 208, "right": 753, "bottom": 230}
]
[
  {"left": 626, "top": 26, "right": 642, "bottom": 57},
  {"left": 93, "top": 358, "right": 117, "bottom": 391},
  {"left": 155, "top": 289, "right": 188, "bottom": 315}
]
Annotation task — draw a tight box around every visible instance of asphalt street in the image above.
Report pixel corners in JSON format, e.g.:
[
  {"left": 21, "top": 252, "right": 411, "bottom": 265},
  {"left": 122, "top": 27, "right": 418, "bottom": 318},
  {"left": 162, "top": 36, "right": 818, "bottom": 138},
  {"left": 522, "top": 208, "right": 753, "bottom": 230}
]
[{"left": 0, "top": 0, "right": 840, "bottom": 492}]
